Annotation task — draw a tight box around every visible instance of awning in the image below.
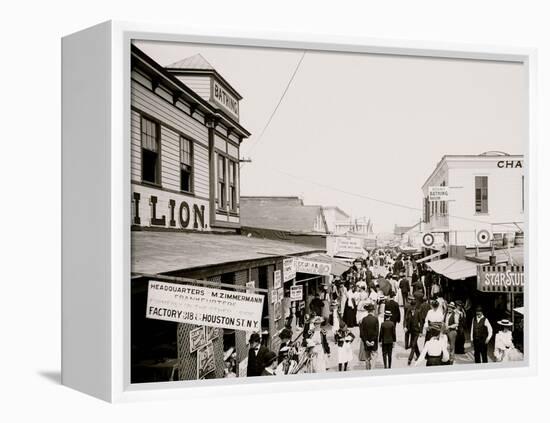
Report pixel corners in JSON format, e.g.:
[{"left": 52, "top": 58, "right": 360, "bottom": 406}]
[
  {"left": 416, "top": 249, "right": 447, "bottom": 263},
  {"left": 426, "top": 257, "right": 478, "bottom": 280},
  {"left": 514, "top": 307, "right": 524, "bottom": 315}
]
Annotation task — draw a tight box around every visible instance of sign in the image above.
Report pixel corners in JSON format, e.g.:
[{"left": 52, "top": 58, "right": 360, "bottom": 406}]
[
  {"left": 238, "top": 358, "right": 248, "bottom": 377},
  {"left": 205, "top": 326, "right": 220, "bottom": 342},
  {"left": 429, "top": 186, "right": 449, "bottom": 201},
  {"left": 295, "top": 258, "right": 332, "bottom": 276},
  {"left": 283, "top": 258, "right": 296, "bottom": 282},
  {"left": 290, "top": 285, "right": 303, "bottom": 301},
  {"left": 497, "top": 160, "right": 523, "bottom": 169},
  {"left": 277, "top": 288, "right": 284, "bottom": 303},
  {"left": 189, "top": 327, "right": 207, "bottom": 353},
  {"left": 274, "top": 270, "right": 282, "bottom": 290},
  {"left": 332, "top": 236, "right": 364, "bottom": 255},
  {"left": 211, "top": 79, "right": 240, "bottom": 120},
  {"left": 477, "top": 265, "right": 524, "bottom": 293},
  {"left": 422, "top": 233, "right": 435, "bottom": 248},
  {"left": 270, "top": 289, "right": 277, "bottom": 304},
  {"left": 132, "top": 187, "right": 207, "bottom": 230},
  {"left": 477, "top": 229, "right": 491, "bottom": 245},
  {"left": 146, "top": 280, "right": 264, "bottom": 332},
  {"left": 197, "top": 342, "right": 216, "bottom": 379}
]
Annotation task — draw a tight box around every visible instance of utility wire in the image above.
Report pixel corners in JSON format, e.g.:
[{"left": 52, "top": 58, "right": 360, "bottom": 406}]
[
  {"left": 241, "top": 51, "right": 307, "bottom": 168},
  {"left": 265, "top": 166, "right": 524, "bottom": 228}
]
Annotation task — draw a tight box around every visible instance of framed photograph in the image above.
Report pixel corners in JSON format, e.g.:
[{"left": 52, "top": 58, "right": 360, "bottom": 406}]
[{"left": 62, "top": 21, "right": 537, "bottom": 403}]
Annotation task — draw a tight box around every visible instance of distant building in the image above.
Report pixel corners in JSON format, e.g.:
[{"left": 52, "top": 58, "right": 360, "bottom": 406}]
[
  {"left": 323, "top": 206, "right": 373, "bottom": 235},
  {"left": 421, "top": 151, "right": 524, "bottom": 248}
]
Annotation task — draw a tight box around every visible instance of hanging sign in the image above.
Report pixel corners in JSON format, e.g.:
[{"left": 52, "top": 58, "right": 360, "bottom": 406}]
[
  {"left": 283, "top": 258, "right": 296, "bottom": 282},
  {"left": 477, "top": 264, "right": 524, "bottom": 293},
  {"left": 422, "top": 233, "right": 435, "bottom": 248},
  {"left": 429, "top": 186, "right": 449, "bottom": 201},
  {"left": 290, "top": 285, "right": 303, "bottom": 301},
  {"left": 295, "top": 258, "right": 332, "bottom": 276},
  {"left": 274, "top": 270, "right": 282, "bottom": 289},
  {"left": 146, "top": 280, "right": 264, "bottom": 331},
  {"left": 189, "top": 327, "right": 206, "bottom": 353},
  {"left": 197, "top": 342, "right": 216, "bottom": 379}
]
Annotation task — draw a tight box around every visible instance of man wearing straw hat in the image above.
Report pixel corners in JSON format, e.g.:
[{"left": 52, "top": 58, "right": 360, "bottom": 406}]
[
  {"left": 359, "top": 303, "right": 380, "bottom": 370},
  {"left": 379, "top": 310, "right": 397, "bottom": 369},
  {"left": 445, "top": 302, "right": 461, "bottom": 364}
]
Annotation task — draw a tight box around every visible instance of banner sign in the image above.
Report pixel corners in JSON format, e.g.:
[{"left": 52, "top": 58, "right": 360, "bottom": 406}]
[
  {"left": 477, "top": 265, "right": 524, "bottom": 293},
  {"left": 197, "top": 342, "right": 215, "bottom": 379},
  {"left": 146, "top": 280, "right": 264, "bottom": 331},
  {"left": 290, "top": 285, "right": 303, "bottom": 301},
  {"left": 274, "top": 270, "right": 282, "bottom": 289},
  {"left": 429, "top": 186, "right": 449, "bottom": 201},
  {"left": 283, "top": 258, "right": 296, "bottom": 282},
  {"left": 295, "top": 258, "right": 332, "bottom": 276}
]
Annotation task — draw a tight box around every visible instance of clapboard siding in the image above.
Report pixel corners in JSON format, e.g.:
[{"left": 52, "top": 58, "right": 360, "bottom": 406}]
[
  {"left": 131, "top": 110, "right": 142, "bottom": 181},
  {"left": 131, "top": 80, "right": 208, "bottom": 147},
  {"left": 160, "top": 127, "right": 181, "bottom": 191},
  {"left": 193, "top": 143, "right": 209, "bottom": 198},
  {"left": 175, "top": 75, "right": 211, "bottom": 101}
]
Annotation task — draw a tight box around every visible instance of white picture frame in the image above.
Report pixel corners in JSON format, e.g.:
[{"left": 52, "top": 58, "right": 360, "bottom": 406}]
[{"left": 61, "top": 20, "right": 538, "bottom": 403}]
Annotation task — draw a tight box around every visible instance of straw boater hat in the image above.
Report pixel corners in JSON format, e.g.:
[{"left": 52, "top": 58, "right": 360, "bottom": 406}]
[
  {"left": 497, "top": 319, "right": 513, "bottom": 327},
  {"left": 384, "top": 310, "right": 392, "bottom": 318},
  {"left": 448, "top": 302, "right": 456, "bottom": 309}
]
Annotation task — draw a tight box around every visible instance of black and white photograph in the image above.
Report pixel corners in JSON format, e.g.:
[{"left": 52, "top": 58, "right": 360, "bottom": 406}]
[{"left": 129, "top": 39, "right": 527, "bottom": 384}]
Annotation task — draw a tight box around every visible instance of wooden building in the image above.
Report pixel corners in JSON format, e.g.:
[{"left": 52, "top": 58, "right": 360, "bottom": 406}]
[{"left": 129, "top": 45, "right": 327, "bottom": 383}]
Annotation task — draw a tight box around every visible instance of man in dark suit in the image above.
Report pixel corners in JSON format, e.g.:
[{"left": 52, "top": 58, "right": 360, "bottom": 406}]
[
  {"left": 385, "top": 291, "right": 401, "bottom": 328},
  {"left": 405, "top": 299, "right": 423, "bottom": 365},
  {"left": 399, "top": 276, "right": 410, "bottom": 307},
  {"left": 359, "top": 303, "right": 379, "bottom": 370},
  {"left": 247, "top": 333, "right": 270, "bottom": 377},
  {"left": 393, "top": 256, "right": 404, "bottom": 276},
  {"left": 379, "top": 310, "right": 397, "bottom": 368}
]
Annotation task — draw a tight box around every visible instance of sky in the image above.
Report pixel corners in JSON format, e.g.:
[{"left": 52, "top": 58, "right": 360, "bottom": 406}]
[{"left": 135, "top": 40, "right": 527, "bottom": 233}]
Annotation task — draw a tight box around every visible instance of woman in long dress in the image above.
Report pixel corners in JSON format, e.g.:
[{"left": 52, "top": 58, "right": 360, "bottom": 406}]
[
  {"left": 494, "top": 319, "right": 523, "bottom": 362},
  {"left": 343, "top": 284, "right": 357, "bottom": 328},
  {"left": 308, "top": 316, "right": 330, "bottom": 373},
  {"left": 334, "top": 321, "right": 355, "bottom": 371}
]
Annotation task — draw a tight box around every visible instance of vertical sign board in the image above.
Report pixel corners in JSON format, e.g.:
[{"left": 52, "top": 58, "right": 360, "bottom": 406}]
[
  {"left": 477, "top": 265, "right": 524, "bottom": 293},
  {"left": 238, "top": 358, "right": 248, "bottom": 377},
  {"left": 290, "top": 285, "right": 303, "bottom": 301},
  {"left": 283, "top": 258, "right": 296, "bottom": 282},
  {"left": 146, "top": 280, "right": 264, "bottom": 332},
  {"left": 273, "top": 270, "right": 282, "bottom": 289}
]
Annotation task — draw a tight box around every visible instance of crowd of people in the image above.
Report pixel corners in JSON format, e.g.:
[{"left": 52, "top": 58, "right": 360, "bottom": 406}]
[{"left": 245, "top": 248, "right": 523, "bottom": 377}]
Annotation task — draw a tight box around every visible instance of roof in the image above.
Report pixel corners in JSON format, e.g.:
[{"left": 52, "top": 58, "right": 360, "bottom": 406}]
[
  {"left": 240, "top": 198, "right": 326, "bottom": 233},
  {"left": 132, "top": 231, "right": 323, "bottom": 275},
  {"left": 240, "top": 196, "right": 304, "bottom": 207},
  {"left": 426, "top": 258, "right": 478, "bottom": 280},
  {"left": 465, "top": 246, "right": 524, "bottom": 266},
  {"left": 323, "top": 206, "right": 350, "bottom": 218},
  {"left": 167, "top": 54, "right": 215, "bottom": 70},
  {"left": 394, "top": 222, "right": 420, "bottom": 235}
]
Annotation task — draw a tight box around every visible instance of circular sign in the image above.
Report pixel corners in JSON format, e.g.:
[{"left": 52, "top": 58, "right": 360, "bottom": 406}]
[
  {"left": 477, "top": 229, "right": 491, "bottom": 244},
  {"left": 422, "top": 233, "right": 435, "bottom": 247}
]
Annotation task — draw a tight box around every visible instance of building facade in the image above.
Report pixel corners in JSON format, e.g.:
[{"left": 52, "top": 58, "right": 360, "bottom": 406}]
[
  {"left": 422, "top": 152, "right": 524, "bottom": 248},
  {"left": 131, "top": 46, "right": 250, "bottom": 232}
]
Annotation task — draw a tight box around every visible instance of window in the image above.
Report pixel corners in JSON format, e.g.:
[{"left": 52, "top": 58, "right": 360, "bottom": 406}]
[
  {"left": 228, "top": 160, "right": 237, "bottom": 211},
  {"left": 217, "top": 155, "right": 226, "bottom": 208},
  {"left": 180, "top": 137, "right": 193, "bottom": 193},
  {"left": 475, "top": 176, "right": 488, "bottom": 213},
  {"left": 141, "top": 117, "right": 160, "bottom": 184}
]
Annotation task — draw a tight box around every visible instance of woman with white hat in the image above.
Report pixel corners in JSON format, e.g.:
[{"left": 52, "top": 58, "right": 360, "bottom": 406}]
[
  {"left": 307, "top": 316, "right": 330, "bottom": 373},
  {"left": 494, "top": 319, "right": 523, "bottom": 362}
]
